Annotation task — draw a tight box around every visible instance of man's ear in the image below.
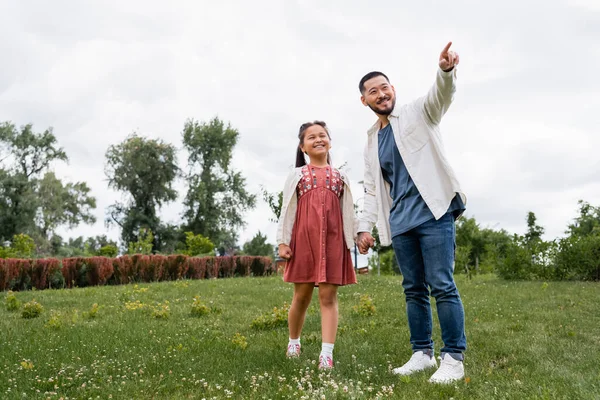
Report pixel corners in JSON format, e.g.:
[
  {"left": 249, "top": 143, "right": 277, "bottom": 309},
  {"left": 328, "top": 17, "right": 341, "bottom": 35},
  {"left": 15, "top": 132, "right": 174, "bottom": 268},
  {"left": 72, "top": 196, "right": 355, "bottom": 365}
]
[{"left": 360, "top": 95, "right": 368, "bottom": 107}]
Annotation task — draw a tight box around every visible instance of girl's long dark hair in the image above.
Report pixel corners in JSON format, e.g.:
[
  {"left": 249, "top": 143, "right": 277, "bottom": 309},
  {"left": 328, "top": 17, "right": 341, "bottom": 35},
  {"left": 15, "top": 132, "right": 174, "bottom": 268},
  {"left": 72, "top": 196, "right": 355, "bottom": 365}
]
[{"left": 295, "top": 121, "right": 332, "bottom": 168}]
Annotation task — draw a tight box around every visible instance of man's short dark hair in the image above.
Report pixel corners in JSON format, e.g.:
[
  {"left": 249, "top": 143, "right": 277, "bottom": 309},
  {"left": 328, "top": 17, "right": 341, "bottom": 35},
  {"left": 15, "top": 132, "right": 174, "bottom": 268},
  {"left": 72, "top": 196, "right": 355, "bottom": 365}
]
[{"left": 359, "top": 71, "right": 390, "bottom": 94}]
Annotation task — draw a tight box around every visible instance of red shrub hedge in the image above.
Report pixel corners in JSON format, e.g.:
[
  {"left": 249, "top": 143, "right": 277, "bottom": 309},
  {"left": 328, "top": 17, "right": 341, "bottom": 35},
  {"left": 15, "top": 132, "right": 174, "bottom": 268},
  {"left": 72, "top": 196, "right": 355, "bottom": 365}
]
[{"left": 0, "top": 254, "right": 273, "bottom": 292}]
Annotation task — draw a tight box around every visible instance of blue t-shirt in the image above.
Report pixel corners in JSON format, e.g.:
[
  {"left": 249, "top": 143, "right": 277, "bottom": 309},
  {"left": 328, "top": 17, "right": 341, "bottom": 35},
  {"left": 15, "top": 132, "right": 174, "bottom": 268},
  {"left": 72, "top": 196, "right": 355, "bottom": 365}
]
[{"left": 378, "top": 123, "right": 464, "bottom": 238}]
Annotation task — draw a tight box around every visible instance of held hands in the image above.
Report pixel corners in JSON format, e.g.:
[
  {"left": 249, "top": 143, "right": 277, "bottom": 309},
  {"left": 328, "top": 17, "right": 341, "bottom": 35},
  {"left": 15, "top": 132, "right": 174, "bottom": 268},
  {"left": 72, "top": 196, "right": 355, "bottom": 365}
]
[
  {"left": 278, "top": 244, "right": 293, "bottom": 260},
  {"left": 439, "top": 41, "right": 460, "bottom": 72},
  {"left": 356, "top": 232, "right": 375, "bottom": 255}
]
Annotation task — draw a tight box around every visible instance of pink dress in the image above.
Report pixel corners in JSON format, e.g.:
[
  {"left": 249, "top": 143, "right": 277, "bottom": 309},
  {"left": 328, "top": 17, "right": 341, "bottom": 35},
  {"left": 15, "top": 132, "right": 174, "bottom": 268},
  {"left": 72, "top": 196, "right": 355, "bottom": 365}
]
[{"left": 284, "top": 165, "right": 357, "bottom": 286}]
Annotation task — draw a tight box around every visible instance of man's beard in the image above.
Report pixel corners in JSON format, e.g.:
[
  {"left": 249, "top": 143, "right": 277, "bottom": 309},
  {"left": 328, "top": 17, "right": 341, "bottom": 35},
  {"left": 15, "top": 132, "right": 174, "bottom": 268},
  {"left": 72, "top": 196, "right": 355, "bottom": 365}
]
[{"left": 368, "top": 96, "right": 396, "bottom": 116}]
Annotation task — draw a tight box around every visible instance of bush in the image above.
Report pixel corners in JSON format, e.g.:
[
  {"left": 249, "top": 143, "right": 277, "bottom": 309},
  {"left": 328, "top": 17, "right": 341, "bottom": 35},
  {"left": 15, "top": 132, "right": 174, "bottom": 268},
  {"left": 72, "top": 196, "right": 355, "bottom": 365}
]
[
  {"left": 2, "top": 254, "right": 277, "bottom": 292},
  {"left": 352, "top": 294, "right": 376, "bottom": 316},
  {"left": 186, "top": 257, "right": 208, "bottom": 280},
  {"left": 553, "top": 234, "right": 600, "bottom": 281},
  {"left": 190, "top": 296, "right": 210, "bottom": 317},
  {"left": 150, "top": 301, "right": 170, "bottom": 319},
  {"left": 22, "top": 300, "right": 43, "bottom": 319},
  {"left": 5, "top": 291, "right": 20, "bottom": 311},
  {"left": 231, "top": 333, "right": 248, "bottom": 350},
  {"left": 112, "top": 255, "right": 138, "bottom": 284},
  {"left": 496, "top": 237, "right": 536, "bottom": 280},
  {"left": 98, "top": 245, "right": 118, "bottom": 257},
  {"left": 127, "top": 228, "right": 154, "bottom": 255},
  {"left": 32, "top": 259, "right": 62, "bottom": 289},
  {"left": 250, "top": 257, "right": 275, "bottom": 276},
  {"left": 45, "top": 311, "right": 63, "bottom": 329},
  {"left": 251, "top": 303, "right": 290, "bottom": 330},
  {"left": 184, "top": 232, "right": 215, "bottom": 256},
  {"left": 9, "top": 233, "right": 35, "bottom": 258},
  {"left": 165, "top": 254, "right": 188, "bottom": 280},
  {"left": 85, "top": 303, "right": 99, "bottom": 319},
  {"left": 236, "top": 256, "right": 254, "bottom": 276},
  {"left": 368, "top": 248, "right": 400, "bottom": 275}
]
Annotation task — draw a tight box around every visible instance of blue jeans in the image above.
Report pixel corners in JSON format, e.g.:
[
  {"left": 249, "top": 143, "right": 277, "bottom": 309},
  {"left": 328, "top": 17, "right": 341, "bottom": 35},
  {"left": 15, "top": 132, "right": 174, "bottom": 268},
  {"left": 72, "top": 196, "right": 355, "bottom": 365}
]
[{"left": 391, "top": 212, "right": 467, "bottom": 358}]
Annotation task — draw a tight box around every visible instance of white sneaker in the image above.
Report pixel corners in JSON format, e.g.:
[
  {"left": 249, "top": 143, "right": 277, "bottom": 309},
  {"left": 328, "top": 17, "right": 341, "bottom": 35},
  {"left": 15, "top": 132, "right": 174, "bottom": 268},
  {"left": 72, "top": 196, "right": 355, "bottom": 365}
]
[
  {"left": 392, "top": 351, "right": 437, "bottom": 376},
  {"left": 286, "top": 343, "right": 301, "bottom": 358},
  {"left": 428, "top": 354, "right": 465, "bottom": 384}
]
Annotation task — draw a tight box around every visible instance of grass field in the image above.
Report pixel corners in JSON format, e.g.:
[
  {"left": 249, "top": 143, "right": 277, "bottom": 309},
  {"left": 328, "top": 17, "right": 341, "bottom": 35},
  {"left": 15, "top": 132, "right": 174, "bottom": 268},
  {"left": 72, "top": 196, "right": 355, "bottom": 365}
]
[{"left": 1, "top": 274, "right": 598, "bottom": 400}]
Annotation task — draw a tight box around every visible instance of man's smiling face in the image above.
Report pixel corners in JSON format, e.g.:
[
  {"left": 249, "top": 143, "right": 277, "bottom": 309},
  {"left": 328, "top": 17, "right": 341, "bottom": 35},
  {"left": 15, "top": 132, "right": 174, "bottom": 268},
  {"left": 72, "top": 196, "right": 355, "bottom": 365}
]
[{"left": 361, "top": 76, "right": 396, "bottom": 116}]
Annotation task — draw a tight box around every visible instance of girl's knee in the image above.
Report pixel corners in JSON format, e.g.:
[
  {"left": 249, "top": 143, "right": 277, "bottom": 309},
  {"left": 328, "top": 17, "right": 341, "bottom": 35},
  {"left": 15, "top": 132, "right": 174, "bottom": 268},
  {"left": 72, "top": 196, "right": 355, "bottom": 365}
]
[
  {"left": 293, "top": 292, "right": 312, "bottom": 307},
  {"left": 319, "top": 291, "right": 337, "bottom": 308}
]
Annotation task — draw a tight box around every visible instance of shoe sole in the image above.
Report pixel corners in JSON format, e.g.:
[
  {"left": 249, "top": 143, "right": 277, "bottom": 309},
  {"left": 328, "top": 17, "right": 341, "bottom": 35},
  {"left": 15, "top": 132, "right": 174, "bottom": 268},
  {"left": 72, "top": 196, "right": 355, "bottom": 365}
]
[
  {"left": 392, "top": 364, "right": 437, "bottom": 376},
  {"left": 428, "top": 376, "right": 464, "bottom": 384}
]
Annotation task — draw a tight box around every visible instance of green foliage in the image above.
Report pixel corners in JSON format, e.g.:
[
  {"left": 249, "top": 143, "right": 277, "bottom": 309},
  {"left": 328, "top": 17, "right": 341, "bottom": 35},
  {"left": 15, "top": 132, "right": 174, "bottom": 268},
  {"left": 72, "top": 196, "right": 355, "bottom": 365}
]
[
  {"left": 0, "top": 122, "right": 95, "bottom": 242},
  {"left": 455, "top": 216, "right": 512, "bottom": 275},
  {"left": 231, "top": 333, "right": 248, "bottom": 350},
  {"left": 455, "top": 244, "right": 472, "bottom": 277},
  {"left": 524, "top": 211, "right": 545, "bottom": 246},
  {"left": 127, "top": 228, "right": 154, "bottom": 255},
  {"left": 105, "top": 134, "right": 178, "bottom": 252},
  {"left": 51, "top": 235, "right": 119, "bottom": 258},
  {"left": 0, "top": 275, "right": 598, "bottom": 399},
  {"left": 352, "top": 294, "right": 376, "bottom": 316},
  {"left": 22, "top": 300, "right": 43, "bottom": 319},
  {"left": 0, "top": 170, "right": 37, "bottom": 240},
  {"left": 98, "top": 245, "right": 118, "bottom": 257},
  {"left": 5, "top": 291, "right": 20, "bottom": 311},
  {"left": 367, "top": 248, "right": 399, "bottom": 275},
  {"left": 44, "top": 310, "right": 63, "bottom": 329},
  {"left": 150, "top": 301, "right": 170, "bottom": 319},
  {"left": 567, "top": 200, "right": 600, "bottom": 238},
  {"left": 181, "top": 117, "right": 256, "bottom": 253},
  {"left": 85, "top": 303, "right": 100, "bottom": 319},
  {"left": 553, "top": 234, "right": 600, "bottom": 281},
  {"left": 36, "top": 171, "right": 96, "bottom": 238},
  {"left": 184, "top": 232, "right": 215, "bottom": 256},
  {"left": 261, "top": 186, "right": 283, "bottom": 223},
  {"left": 190, "top": 296, "right": 210, "bottom": 317},
  {"left": 496, "top": 235, "right": 536, "bottom": 280},
  {"left": 242, "top": 231, "right": 274, "bottom": 257},
  {"left": 10, "top": 233, "right": 35, "bottom": 258},
  {"left": 1, "top": 233, "right": 35, "bottom": 259},
  {"left": 250, "top": 303, "right": 289, "bottom": 330}
]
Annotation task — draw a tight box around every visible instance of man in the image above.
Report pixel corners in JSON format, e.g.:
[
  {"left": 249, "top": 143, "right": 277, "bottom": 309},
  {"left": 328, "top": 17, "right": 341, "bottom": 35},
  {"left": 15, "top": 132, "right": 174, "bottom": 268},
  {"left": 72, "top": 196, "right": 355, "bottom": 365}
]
[{"left": 356, "top": 42, "right": 467, "bottom": 384}]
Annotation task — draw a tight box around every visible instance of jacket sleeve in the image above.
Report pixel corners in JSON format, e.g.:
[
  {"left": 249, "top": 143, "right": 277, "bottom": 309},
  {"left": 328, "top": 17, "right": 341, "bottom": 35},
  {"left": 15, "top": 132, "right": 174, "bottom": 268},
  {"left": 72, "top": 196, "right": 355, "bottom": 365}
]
[
  {"left": 357, "top": 143, "right": 378, "bottom": 234},
  {"left": 275, "top": 170, "right": 298, "bottom": 246},
  {"left": 339, "top": 171, "right": 359, "bottom": 241},
  {"left": 420, "top": 67, "right": 457, "bottom": 126}
]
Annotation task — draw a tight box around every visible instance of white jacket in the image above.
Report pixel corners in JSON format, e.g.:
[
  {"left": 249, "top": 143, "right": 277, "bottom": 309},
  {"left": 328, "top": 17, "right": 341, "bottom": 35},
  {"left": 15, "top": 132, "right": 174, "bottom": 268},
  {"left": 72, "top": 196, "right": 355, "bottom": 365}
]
[
  {"left": 358, "top": 68, "right": 467, "bottom": 246},
  {"left": 276, "top": 166, "right": 357, "bottom": 250}
]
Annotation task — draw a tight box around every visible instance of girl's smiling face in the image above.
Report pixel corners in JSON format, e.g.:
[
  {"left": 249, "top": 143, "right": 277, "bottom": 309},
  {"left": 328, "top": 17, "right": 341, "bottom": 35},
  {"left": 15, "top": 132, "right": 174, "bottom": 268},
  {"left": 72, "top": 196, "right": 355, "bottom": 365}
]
[{"left": 300, "top": 125, "right": 331, "bottom": 161}]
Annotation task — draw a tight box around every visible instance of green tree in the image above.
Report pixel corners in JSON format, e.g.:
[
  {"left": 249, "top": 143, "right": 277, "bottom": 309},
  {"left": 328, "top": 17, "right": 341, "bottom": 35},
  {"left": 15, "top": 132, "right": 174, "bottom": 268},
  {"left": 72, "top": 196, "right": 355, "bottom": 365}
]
[
  {"left": 0, "top": 122, "right": 95, "bottom": 243},
  {"left": 36, "top": 172, "right": 96, "bottom": 238},
  {"left": 127, "top": 228, "right": 154, "bottom": 255},
  {"left": 524, "top": 211, "right": 545, "bottom": 246},
  {"left": 0, "top": 170, "right": 37, "bottom": 240},
  {"left": 105, "top": 134, "right": 178, "bottom": 252},
  {"left": 567, "top": 200, "right": 600, "bottom": 237},
  {"left": 261, "top": 186, "right": 283, "bottom": 223},
  {"left": 242, "top": 231, "right": 274, "bottom": 257},
  {"left": 0, "top": 233, "right": 36, "bottom": 259},
  {"left": 184, "top": 232, "right": 215, "bottom": 256},
  {"left": 181, "top": 117, "right": 256, "bottom": 254},
  {"left": 456, "top": 216, "right": 485, "bottom": 271}
]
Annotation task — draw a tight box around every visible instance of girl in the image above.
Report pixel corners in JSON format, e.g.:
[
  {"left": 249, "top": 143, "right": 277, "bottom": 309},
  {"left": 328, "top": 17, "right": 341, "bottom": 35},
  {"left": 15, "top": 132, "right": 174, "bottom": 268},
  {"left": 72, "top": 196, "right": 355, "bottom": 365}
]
[{"left": 276, "top": 121, "right": 357, "bottom": 369}]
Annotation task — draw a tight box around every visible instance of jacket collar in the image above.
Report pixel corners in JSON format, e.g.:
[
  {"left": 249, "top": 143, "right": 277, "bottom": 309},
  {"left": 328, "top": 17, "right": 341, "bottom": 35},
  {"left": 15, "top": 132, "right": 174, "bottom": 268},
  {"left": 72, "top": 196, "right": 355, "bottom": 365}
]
[{"left": 367, "top": 104, "right": 400, "bottom": 136}]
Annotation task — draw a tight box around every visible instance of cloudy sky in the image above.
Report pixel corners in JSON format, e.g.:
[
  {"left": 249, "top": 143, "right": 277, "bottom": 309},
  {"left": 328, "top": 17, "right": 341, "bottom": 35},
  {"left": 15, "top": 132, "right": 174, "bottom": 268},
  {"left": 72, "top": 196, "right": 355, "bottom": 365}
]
[{"left": 1, "top": 0, "right": 598, "bottom": 260}]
